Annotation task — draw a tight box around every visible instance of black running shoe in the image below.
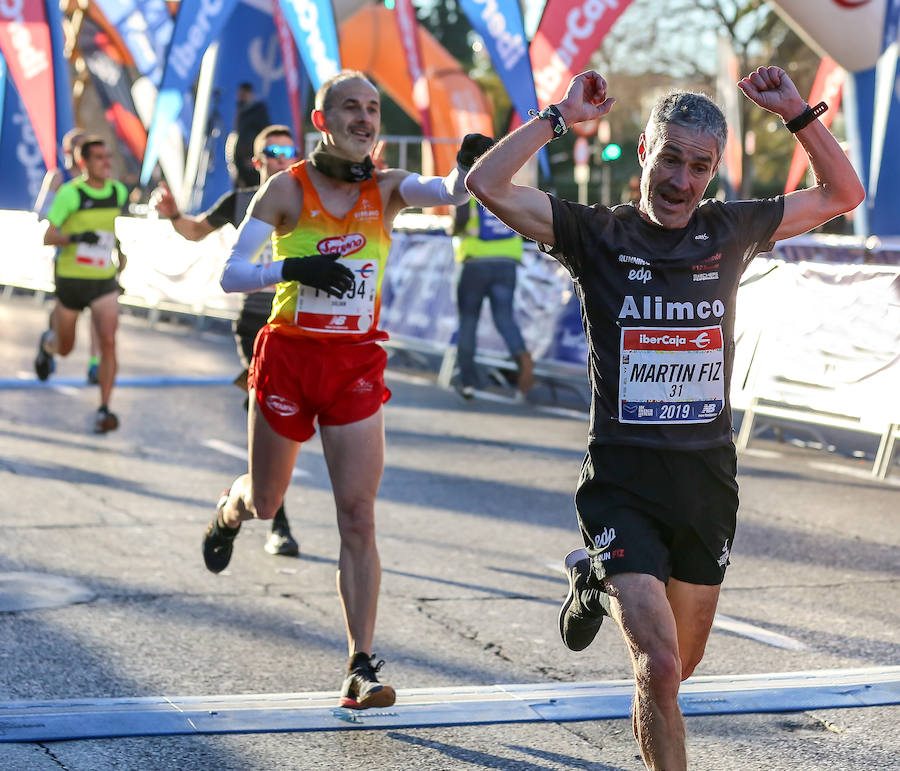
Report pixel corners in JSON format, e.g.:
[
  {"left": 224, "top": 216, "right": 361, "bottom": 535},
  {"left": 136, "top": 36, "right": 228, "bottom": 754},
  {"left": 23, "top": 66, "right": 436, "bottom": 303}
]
[
  {"left": 265, "top": 505, "right": 299, "bottom": 556},
  {"left": 264, "top": 528, "right": 299, "bottom": 556},
  {"left": 34, "top": 331, "right": 55, "bottom": 381},
  {"left": 202, "top": 491, "right": 241, "bottom": 573},
  {"left": 559, "top": 548, "right": 610, "bottom": 651},
  {"left": 93, "top": 406, "right": 119, "bottom": 434},
  {"left": 340, "top": 653, "right": 396, "bottom": 710}
]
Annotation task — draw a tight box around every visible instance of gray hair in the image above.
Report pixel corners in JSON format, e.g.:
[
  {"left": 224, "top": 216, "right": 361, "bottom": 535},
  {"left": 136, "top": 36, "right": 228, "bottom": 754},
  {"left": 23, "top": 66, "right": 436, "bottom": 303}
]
[
  {"left": 645, "top": 91, "right": 727, "bottom": 158},
  {"left": 314, "top": 70, "right": 376, "bottom": 113}
]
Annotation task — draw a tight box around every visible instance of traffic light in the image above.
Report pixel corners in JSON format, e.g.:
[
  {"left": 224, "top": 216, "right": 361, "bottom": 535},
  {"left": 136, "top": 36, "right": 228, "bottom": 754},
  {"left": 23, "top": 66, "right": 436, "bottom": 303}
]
[{"left": 601, "top": 143, "right": 621, "bottom": 162}]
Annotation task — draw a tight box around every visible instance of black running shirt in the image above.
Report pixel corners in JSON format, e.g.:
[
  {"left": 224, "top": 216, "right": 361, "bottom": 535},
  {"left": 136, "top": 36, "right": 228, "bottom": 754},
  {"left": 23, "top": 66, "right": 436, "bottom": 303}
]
[{"left": 547, "top": 195, "right": 783, "bottom": 450}]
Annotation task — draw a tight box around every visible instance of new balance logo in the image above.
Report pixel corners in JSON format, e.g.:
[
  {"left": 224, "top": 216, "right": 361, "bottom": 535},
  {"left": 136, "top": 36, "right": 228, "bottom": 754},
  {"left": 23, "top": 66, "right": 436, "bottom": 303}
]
[{"left": 717, "top": 539, "right": 730, "bottom": 568}]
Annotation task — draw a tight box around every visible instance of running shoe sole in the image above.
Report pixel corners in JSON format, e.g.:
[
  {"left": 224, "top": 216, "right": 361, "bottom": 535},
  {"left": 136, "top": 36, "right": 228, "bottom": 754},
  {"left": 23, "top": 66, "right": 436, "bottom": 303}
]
[
  {"left": 340, "top": 684, "right": 396, "bottom": 710},
  {"left": 94, "top": 412, "right": 119, "bottom": 434}
]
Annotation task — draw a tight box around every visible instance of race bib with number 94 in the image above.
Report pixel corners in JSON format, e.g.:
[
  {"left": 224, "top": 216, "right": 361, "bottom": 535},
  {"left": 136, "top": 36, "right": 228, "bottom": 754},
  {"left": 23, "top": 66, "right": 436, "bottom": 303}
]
[{"left": 294, "top": 258, "right": 378, "bottom": 334}]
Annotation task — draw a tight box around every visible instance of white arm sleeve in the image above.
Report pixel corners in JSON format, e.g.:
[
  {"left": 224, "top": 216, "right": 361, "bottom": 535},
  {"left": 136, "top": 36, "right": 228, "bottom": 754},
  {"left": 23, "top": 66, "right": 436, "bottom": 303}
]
[
  {"left": 220, "top": 217, "right": 284, "bottom": 293},
  {"left": 398, "top": 166, "right": 469, "bottom": 208}
]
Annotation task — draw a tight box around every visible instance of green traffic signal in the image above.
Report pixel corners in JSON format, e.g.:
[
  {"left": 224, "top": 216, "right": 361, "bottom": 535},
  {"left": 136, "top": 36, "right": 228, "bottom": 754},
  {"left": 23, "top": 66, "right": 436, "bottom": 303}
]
[
  {"left": 384, "top": 0, "right": 395, "bottom": 7},
  {"left": 601, "top": 143, "right": 622, "bottom": 162}
]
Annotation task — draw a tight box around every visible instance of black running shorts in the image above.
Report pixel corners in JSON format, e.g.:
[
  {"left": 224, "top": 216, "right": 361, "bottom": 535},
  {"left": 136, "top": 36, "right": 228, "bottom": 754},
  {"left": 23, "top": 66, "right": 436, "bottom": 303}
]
[
  {"left": 575, "top": 443, "right": 739, "bottom": 586},
  {"left": 54, "top": 275, "right": 121, "bottom": 311}
]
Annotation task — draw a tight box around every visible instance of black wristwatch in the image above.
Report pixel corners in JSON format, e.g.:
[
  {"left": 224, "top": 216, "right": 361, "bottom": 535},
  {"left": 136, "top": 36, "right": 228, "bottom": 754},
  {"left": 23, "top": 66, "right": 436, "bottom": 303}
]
[
  {"left": 528, "top": 104, "right": 568, "bottom": 138},
  {"left": 784, "top": 101, "right": 828, "bottom": 133}
]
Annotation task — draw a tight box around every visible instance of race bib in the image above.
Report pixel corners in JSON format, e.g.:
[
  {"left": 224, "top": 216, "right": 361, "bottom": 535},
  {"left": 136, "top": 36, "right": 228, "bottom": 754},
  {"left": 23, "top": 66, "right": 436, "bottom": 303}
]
[
  {"left": 74, "top": 231, "right": 116, "bottom": 269},
  {"left": 619, "top": 326, "right": 725, "bottom": 424},
  {"left": 294, "top": 258, "right": 377, "bottom": 334}
]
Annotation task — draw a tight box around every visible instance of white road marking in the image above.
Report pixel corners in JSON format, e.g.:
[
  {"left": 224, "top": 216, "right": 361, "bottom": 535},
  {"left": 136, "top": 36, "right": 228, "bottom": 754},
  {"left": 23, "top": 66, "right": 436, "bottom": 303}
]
[
  {"left": 202, "top": 439, "right": 310, "bottom": 478},
  {"left": 809, "top": 461, "right": 900, "bottom": 486},
  {"left": 740, "top": 448, "right": 783, "bottom": 459},
  {"left": 713, "top": 614, "right": 807, "bottom": 650}
]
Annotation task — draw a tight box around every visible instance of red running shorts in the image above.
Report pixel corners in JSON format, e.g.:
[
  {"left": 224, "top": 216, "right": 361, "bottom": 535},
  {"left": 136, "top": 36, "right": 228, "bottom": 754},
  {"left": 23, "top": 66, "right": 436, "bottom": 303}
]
[{"left": 248, "top": 325, "right": 391, "bottom": 442}]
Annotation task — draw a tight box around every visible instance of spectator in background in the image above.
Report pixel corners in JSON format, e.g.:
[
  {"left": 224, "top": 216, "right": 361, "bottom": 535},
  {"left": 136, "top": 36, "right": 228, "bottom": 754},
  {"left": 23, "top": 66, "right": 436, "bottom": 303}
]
[
  {"left": 623, "top": 174, "right": 641, "bottom": 204},
  {"left": 451, "top": 195, "right": 534, "bottom": 401},
  {"left": 226, "top": 83, "right": 271, "bottom": 188}
]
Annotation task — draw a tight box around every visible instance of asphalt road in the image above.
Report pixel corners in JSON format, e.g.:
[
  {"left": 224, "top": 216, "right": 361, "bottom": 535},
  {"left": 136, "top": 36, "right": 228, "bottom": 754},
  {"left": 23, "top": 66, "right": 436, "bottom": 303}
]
[{"left": 0, "top": 293, "right": 898, "bottom": 771}]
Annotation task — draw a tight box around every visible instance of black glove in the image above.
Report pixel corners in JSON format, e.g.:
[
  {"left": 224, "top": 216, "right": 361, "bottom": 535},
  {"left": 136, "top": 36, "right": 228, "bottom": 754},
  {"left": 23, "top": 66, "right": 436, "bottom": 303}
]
[
  {"left": 281, "top": 253, "right": 355, "bottom": 298},
  {"left": 456, "top": 133, "right": 494, "bottom": 170},
  {"left": 70, "top": 231, "right": 100, "bottom": 245}
]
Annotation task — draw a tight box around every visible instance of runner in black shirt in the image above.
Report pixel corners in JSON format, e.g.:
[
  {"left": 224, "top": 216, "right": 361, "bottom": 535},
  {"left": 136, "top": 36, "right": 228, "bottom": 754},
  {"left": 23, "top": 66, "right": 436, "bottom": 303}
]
[
  {"left": 467, "top": 66, "right": 864, "bottom": 771},
  {"left": 152, "top": 125, "right": 301, "bottom": 558}
]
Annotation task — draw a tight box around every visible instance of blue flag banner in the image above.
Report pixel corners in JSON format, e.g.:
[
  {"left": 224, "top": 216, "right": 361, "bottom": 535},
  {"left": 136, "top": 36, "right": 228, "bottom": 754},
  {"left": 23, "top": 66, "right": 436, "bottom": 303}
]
[
  {"left": 193, "top": 0, "right": 298, "bottom": 211},
  {"left": 277, "top": 0, "right": 340, "bottom": 91},
  {"left": 457, "top": 0, "right": 548, "bottom": 178},
  {"left": 140, "top": 0, "right": 240, "bottom": 186},
  {"left": 0, "top": 57, "right": 47, "bottom": 210},
  {"left": 0, "top": 54, "right": 6, "bottom": 149},
  {"left": 867, "top": 0, "right": 900, "bottom": 232},
  {"left": 882, "top": 0, "right": 900, "bottom": 53},
  {"left": 91, "top": 0, "right": 173, "bottom": 85},
  {"left": 44, "top": 0, "right": 74, "bottom": 169}
]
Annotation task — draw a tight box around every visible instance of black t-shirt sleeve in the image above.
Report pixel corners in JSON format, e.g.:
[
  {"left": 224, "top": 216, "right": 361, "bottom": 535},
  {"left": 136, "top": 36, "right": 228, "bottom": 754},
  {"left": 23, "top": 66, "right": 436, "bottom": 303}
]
[
  {"left": 723, "top": 196, "right": 784, "bottom": 267},
  {"left": 204, "top": 191, "right": 238, "bottom": 229},
  {"left": 546, "top": 194, "right": 613, "bottom": 277}
]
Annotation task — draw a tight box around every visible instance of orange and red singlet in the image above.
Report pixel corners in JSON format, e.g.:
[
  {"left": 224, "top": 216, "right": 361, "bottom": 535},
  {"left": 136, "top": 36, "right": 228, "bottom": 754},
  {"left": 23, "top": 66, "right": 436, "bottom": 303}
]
[{"left": 268, "top": 160, "right": 392, "bottom": 344}]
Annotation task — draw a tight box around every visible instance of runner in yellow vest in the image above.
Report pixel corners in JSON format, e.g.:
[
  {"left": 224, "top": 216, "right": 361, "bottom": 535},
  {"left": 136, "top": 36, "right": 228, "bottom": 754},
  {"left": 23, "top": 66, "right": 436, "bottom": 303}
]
[
  {"left": 452, "top": 195, "right": 534, "bottom": 400},
  {"left": 36, "top": 137, "right": 129, "bottom": 434}
]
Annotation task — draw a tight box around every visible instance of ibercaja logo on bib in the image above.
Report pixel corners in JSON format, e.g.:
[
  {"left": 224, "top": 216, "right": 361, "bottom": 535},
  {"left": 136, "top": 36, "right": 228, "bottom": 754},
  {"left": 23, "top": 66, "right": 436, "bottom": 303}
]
[{"left": 318, "top": 234, "right": 366, "bottom": 257}]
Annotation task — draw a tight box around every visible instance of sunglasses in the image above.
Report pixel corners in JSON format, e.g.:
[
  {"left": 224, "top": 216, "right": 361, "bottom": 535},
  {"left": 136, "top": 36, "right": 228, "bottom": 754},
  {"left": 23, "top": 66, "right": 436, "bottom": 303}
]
[{"left": 262, "top": 144, "right": 298, "bottom": 159}]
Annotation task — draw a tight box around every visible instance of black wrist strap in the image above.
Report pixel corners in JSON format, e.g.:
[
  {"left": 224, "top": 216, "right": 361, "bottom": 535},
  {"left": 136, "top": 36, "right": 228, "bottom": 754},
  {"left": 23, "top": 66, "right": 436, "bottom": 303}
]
[
  {"left": 785, "top": 101, "right": 827, "bottom": 133},
  {"left": 528, "top": 104, "right": 568, "bottom": 138}
]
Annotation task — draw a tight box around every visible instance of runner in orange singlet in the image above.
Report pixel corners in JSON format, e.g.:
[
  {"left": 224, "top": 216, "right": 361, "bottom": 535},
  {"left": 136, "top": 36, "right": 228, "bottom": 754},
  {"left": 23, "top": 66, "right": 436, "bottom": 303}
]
[{"left": 202, "top": 70, "right": 493, "bottom": 709}]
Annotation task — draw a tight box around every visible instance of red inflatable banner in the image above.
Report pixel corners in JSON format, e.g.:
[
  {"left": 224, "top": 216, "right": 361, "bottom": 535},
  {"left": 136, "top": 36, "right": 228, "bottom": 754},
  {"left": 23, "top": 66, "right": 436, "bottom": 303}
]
[
  {"left": 0, "top": 1, "right": 56, "bottom": 171},
  {"left": 530, "top": 0, "right": 633, "bottom": 106},
  {"left": 394, "top": 0, "right": 432, "bottom": 136}
]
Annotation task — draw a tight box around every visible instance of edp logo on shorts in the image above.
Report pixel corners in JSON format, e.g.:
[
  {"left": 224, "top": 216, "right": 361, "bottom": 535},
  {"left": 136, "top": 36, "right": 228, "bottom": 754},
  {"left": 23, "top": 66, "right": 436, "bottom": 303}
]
[
  {"left": 266, "top": 394, "right": 299, "bottom": 417},
  {"left": 594, "top": 526, "right": 616, "bottom": 551}
]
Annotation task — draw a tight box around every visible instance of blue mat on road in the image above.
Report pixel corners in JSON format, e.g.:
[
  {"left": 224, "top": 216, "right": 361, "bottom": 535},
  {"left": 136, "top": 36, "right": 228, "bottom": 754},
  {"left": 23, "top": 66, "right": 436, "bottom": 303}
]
[{"left": 1, "top": 667, "right": 898, "bottom": 743}]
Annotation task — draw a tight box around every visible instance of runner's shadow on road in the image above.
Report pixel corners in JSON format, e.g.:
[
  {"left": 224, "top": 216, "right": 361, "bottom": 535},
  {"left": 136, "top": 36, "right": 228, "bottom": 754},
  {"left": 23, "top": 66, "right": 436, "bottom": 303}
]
[
  {"left": 0, "top": 457, "right": 212, "bottom": 508},
  {"left": 295, "top": 553, "right": 561, "bottom": 605},
  {"left": 387, "top": 732, "right": 627, "bottom": 770},
  {"left": 379, "top": 464, "right": 574, "bottom": 528},
  {"left": 736, "top": 519, "right": 898, "bottom": 575},
  {"left": 387, "top": 427, "right": 585, "bottom": 462}
]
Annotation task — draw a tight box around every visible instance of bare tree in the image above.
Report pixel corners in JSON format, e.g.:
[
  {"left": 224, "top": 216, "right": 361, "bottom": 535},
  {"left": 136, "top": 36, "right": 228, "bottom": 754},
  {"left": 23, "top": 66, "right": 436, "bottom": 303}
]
[{"left": 597, "top": 0, "right": 821, "bottom": 197}]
